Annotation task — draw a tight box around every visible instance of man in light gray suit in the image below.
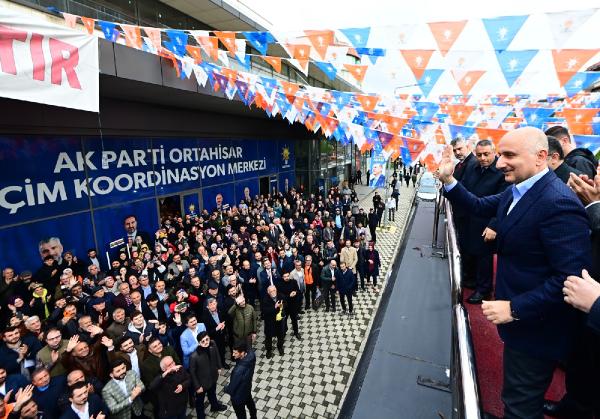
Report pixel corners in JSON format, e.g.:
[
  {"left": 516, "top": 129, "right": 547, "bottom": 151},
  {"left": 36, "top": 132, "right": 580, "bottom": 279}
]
[{"left": 102, "top": 358, "right": 145, "bottom": 419}]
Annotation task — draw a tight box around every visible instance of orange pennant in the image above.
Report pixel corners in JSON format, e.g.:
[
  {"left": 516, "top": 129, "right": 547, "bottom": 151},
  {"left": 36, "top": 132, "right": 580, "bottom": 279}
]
[
  {"left": 386, "top": 117, "right": 409, "bottom": 136},
  {"left": 144, "top": 27, "right": 162, "bottom": 51},
  {"left": 343, "top": 64, "right": 368, "bottom": 83},
  {"left": 355, "top": 94, "right": 380, "bottom": 112},
  {"left": 158, "top": 48, "right": 180, "bottom": 78},
  {"left": 404, "top": 138, "right": 426, "bottom": 161},
  {"left": 288, "top": 43, "right": 312, "bottom": 60},
  {"left": 221, "top": 68, "right": 238, "bottom": 83},
  {"left": 552, "top": 49, "right": 599, "bottom": 86},
  {"left": 400, "top": 50, "right": 435, "bottom": 80},
  {"left": 304, "top": 30, "right": 334, "bottom": 59},
  {"left": 422, "top": 153, "right": 439, "bottom": 172},
  {"left": 435, "top": 125, "right": 446, "bottom": 144},
  {"left": 280, "top": 81, "right": 300, "bottom": 103},
  {"left": 456, "top": 71, "right": 485, "bottom": 97},
  {"left": 292, "top": 58, "right": 310, "bottom": 74},
  {"left": 262, "top": 56, "right": 282, "bottom": 73},
  {"left": 121, "top": 25, "right": 142, "bottom": 49},
  {"left": 447, "top": 104, "right": 474, "bottom": 126},
  {"left": 195, "top": 36, "right": 219, "bottom": 62},
  {"left": 476, "top": 127, "right": 508, "bottom": 147},
  {"left": 427, "top": 20, "right": 467, "bottom": 56},
  {"left": 81, "top": 17, "right": 95, "bottom": 35},
  {"left": 563, "top": 108, "right": 599, "bottom": 135},
  {"left": 293, "top": 96, "right": 305, "bottom": 111},
  {"left": 186, "top": 45, "right": 203, "bottom": 64},
  {"left": 214, "top": 31, "right": 237, "bottom": 56}
]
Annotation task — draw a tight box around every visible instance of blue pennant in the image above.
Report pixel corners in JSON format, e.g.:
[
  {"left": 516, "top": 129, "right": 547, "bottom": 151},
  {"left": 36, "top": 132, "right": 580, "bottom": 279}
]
[
  {"left": 564, "top": 72, "right": 600, "bottom": 97},
  {"left": 363, "top": 127, "right": 379, "bottom": 144},
  {"left": 275, "top": 93, "right": 292, "bottom": 116},
  {"left": 413, "top": 101, "right": 440, "bottom": 122},
  {"left": 482, "top": 15, "right": 528, "bottom": 51},
  {"left": 260, "top": 76, "right": 279, "bottom": 97},
  {"left": 521, "top": 107, "right": 555, "bottom": 128},
  {"left": 417, "top": 69, "right": 444, "bottom": 98},
  {"left": 352, "top": 111, "right": 368, "bottom": 126},
  {"left": 340, "top": 27, "right": 370, "bottom": 49},
  {"left": 236, "top": 55, "right": 251, "bottom": 70},
  {"left": 318, "top": 102, "right": 333, "bottom": 117},
  {"left": 164, "top": 29, "right": 188, "bottom": 57},
  {"left": 98, "top": 21, "right": 119, "bottom": 42},
  {"left": 592, "top": 122, "right": 600, "bottom": 135},
  {"left": 355, "top": 48, "right": 386, "bottom": 65},
  {"left": 330, "top": 91, "right": 352, "bottom": 111},
  {"left": 448, "top": 124, "right": 476, "bottom": 140},
  {"left": 495, "top": 50, "right": 538, "bottom": 87},
  {"left": 314, "top": 61, "right": 338, "bottom": 80},
  {"left": 241, "top": 32, "right": 274, "bottom": 56}
]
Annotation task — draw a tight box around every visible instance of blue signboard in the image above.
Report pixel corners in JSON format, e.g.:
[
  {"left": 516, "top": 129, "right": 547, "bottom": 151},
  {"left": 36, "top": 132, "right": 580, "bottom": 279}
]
[{"left": 0, "top": 136, "right": 296, "bottom": 273}]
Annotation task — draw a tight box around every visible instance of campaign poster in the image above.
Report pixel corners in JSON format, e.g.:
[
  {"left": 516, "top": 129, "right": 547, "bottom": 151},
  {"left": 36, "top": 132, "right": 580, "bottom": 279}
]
[
  {"left": 0, "top": 211, "right": 95, "bottom": 273},
  {"left": 202, "top": 184, "right": 235, "bottom": 213},
  {"left": 278, "top": 171, "right": 296, "bottom": 193},
  {"left": 183, "top": 192, "right": 200, "bottom": 217},
  {"left": 92, "top": 198, "right": 159, "bottom": 263},
  {"left": 234, "top": 178, "right": 259, "bottom": 204},
  {"left": 369, "top": 141, "right": 388, "bottom": 188}
]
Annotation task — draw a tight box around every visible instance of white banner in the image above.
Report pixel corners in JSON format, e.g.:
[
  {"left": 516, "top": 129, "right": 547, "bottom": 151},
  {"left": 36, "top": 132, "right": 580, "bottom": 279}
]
[{"left": 0, "top": 8, "right": 99, "bottom": 112}]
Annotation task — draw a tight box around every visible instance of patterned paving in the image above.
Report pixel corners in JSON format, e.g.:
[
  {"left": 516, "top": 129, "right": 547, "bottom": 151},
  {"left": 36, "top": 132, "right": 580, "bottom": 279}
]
[{"left": 206, "top": 179, "right": 417, "bottom": 419}]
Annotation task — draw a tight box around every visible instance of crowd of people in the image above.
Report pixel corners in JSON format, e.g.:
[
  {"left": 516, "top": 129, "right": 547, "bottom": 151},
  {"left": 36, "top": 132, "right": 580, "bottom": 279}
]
[
  {"left": 0, "top": 181, "right": 391, "bottom": 419},
  {"left": 442, "top": 126, "right": 600, "bottom": 419}
]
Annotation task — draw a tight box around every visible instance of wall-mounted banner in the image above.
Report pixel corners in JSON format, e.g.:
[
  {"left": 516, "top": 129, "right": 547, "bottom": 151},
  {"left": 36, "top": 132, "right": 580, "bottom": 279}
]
[
  {"left": 0, "top": 137, "right": 290, "bottom": 226},
  {"left": 0, "top": 8, "right": 99, "bottom": 112}
]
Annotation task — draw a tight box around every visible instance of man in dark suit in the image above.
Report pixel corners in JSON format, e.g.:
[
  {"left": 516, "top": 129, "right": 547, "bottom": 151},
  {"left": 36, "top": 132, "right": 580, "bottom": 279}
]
[
  {"left": 438, "top": 127, "right": 592, "bottom": 419},
  {"left": 460, "top": 140, "right": 509, "bottom": 304},
  {"left": 202, "top": 297, "right": 228, "bottom": 368},
  {"left": 546, "top": 135, "right": 583, "bottom": 184},
  {"left": 449, "top": 137, "right": 479, "bottom": 288},
  {"left": 451, "top": 137, "right": 477, "bottom": 182}
]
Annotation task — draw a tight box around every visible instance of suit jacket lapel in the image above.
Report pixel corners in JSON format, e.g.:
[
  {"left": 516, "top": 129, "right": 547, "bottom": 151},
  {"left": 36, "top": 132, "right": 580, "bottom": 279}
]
[{"left": 498, "top": 171, "right": 555, "bottom": 243}]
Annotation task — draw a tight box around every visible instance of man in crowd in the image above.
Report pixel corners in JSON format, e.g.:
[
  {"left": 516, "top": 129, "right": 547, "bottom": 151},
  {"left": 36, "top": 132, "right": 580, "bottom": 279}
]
[
  {"left": 225, "top": 343, "right": 256, "bottom": 419},
  {"left": 102, "top": 359, "right": 144, "bottom": 419},
  {"left": 545, "top": 126, "right": 598, "bottom": 178},
  {"left": 459, "top": 140, "right": 509, "bottom": 304}
]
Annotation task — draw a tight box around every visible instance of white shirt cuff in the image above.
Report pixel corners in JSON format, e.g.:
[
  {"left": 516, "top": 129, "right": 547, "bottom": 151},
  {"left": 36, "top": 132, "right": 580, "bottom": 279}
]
[{"left": 443, "top": 180, "right": 458, "bottom": 192}]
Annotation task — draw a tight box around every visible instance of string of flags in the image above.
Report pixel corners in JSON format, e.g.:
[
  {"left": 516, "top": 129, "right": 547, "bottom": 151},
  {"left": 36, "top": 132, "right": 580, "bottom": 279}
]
[{"left": 55, "top": 7, "right": 600, "bottom": 170}]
